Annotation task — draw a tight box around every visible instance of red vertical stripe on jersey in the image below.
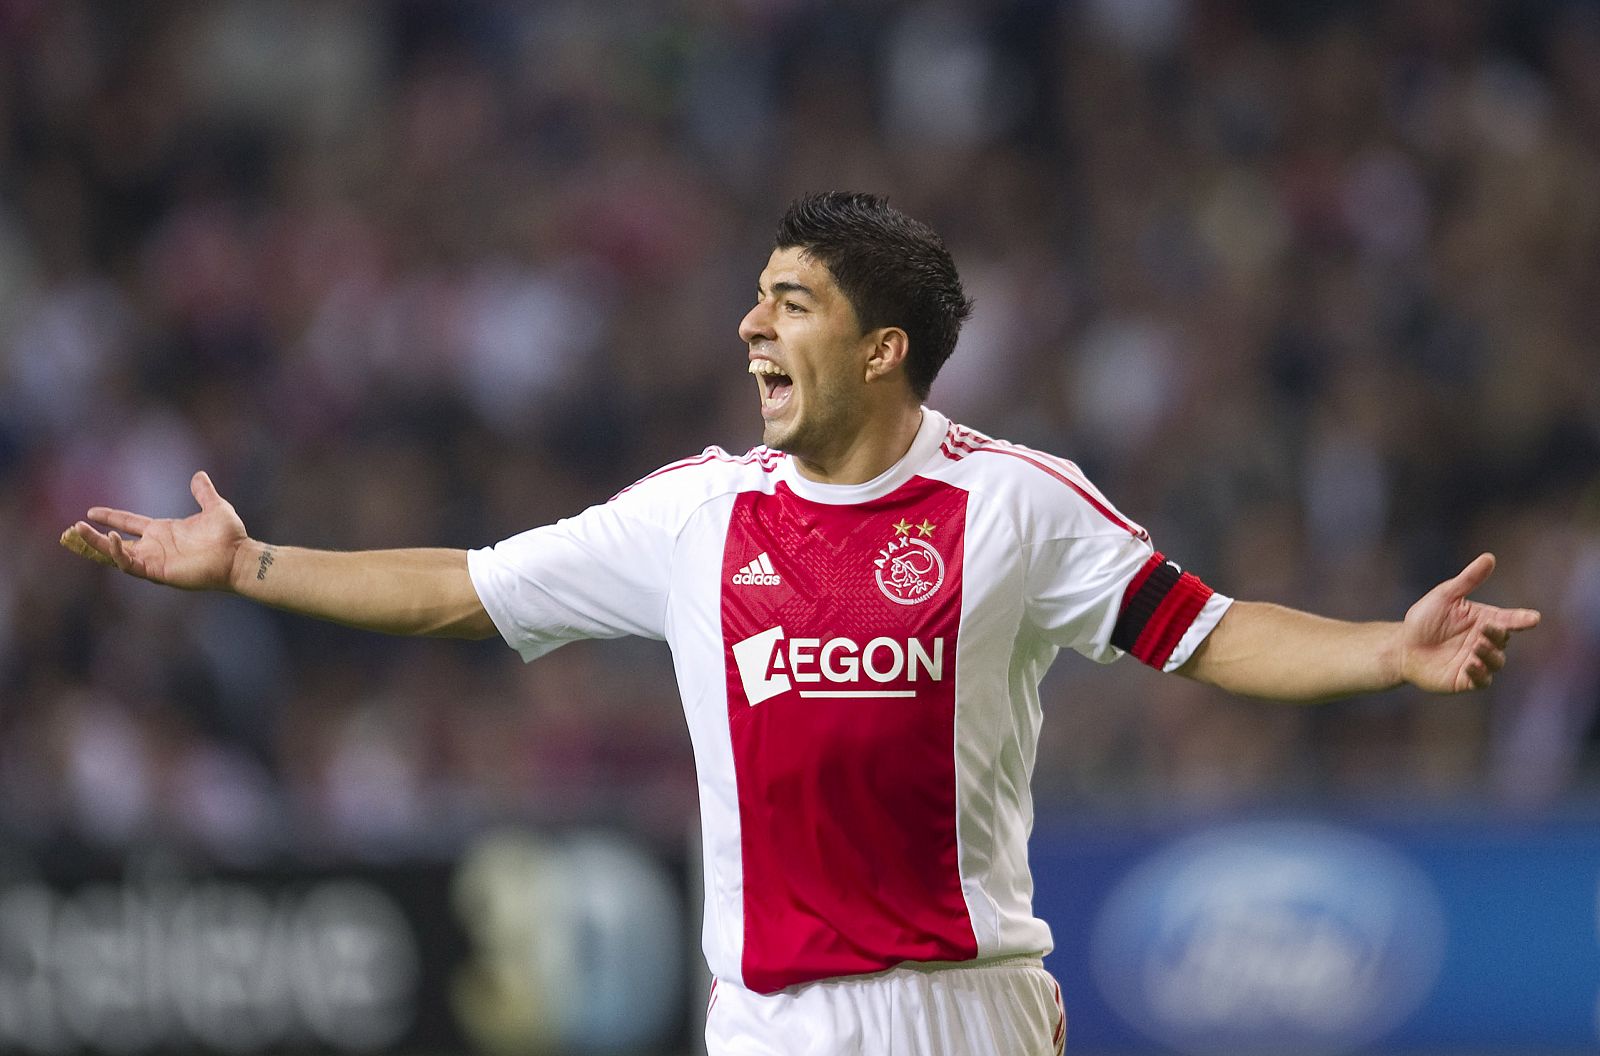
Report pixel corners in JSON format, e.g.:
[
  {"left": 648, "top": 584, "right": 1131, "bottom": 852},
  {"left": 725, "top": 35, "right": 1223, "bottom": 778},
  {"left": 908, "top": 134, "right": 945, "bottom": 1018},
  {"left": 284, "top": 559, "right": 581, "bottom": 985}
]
[{"left": 721, "top": 477, "right": 978, "bottom": 994}]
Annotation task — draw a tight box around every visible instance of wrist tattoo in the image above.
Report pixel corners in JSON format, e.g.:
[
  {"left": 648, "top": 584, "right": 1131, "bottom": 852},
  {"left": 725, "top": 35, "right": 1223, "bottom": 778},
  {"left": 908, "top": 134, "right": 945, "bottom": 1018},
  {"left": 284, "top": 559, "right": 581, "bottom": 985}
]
[{"left": 256, "top": 547, "right": 276, "bottom": 581}]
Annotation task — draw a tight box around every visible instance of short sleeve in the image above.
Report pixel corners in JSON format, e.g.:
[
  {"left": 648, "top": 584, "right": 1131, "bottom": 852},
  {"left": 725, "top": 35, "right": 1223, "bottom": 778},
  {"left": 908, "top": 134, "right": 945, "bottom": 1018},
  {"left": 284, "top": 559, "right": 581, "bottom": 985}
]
[
  {"left": 468, "top": 487, "right": 675, "bottom": 662},
  {"left": 1026, "top": 533, "right": 1232, "bottom": 672}
]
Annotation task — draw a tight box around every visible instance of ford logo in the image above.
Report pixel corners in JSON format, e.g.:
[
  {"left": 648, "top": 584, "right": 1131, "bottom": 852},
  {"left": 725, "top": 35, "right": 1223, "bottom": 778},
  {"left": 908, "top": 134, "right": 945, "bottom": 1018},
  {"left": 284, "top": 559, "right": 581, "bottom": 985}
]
[{"left": 1090, "top": 821, "right": 1445, "bottom": 1056}]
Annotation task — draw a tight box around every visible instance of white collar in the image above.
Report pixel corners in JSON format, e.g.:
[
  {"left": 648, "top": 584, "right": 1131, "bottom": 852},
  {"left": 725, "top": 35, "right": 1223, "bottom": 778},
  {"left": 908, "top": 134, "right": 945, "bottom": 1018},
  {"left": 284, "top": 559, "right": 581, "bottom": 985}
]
[{"left": 776, "top": 408, "right": 948, "bottom": 505}]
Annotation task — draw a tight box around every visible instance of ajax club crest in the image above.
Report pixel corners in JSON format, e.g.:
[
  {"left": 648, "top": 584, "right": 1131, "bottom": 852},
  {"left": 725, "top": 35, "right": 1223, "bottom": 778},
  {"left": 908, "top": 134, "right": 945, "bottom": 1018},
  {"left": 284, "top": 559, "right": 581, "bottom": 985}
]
[{"left": 875, "top": 518, "right": 945, "bottom": 605}]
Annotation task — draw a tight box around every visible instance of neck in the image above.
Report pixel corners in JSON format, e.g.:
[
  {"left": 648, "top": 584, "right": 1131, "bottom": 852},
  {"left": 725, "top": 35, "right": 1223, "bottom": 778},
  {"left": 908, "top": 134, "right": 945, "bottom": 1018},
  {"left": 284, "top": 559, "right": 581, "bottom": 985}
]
[{"left": 793, "top": 402, "right": 925, "bottom": 485}]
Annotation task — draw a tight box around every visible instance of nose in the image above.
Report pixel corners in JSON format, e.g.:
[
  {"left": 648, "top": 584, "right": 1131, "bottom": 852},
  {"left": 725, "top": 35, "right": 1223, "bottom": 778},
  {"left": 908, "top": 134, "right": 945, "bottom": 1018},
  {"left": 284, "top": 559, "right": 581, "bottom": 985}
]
[{"left": 739, "top": 300, "right": 773, "bottom": 344}]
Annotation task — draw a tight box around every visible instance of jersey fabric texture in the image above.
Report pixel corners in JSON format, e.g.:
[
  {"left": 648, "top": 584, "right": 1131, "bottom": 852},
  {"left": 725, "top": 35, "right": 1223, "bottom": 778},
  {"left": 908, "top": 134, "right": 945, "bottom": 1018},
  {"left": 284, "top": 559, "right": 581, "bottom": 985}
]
[{"left": 468, "top": 409, "right": 1232, "bottom": 995}]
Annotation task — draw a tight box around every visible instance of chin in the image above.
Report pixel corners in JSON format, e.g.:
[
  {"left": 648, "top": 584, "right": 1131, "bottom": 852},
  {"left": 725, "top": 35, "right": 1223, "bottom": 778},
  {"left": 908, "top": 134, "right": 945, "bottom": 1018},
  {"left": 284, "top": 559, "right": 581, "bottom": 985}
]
[{"left": 762, "top": 418, "right": 803, "bottom": 454}]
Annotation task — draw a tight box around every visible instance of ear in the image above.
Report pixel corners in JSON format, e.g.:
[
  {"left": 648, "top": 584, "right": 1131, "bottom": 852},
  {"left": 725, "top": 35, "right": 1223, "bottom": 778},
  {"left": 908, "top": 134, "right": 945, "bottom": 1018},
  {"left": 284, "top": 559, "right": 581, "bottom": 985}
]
[{"left": 862, "top": 327, "right": 910, "bottom": 384}]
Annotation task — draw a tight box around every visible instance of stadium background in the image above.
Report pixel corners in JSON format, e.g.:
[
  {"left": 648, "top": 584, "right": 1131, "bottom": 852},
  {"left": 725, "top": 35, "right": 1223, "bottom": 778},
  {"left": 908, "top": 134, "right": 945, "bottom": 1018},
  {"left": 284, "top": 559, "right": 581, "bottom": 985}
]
[{"left": 1, "top": 0, "right": 1597, "bottom": 1053}]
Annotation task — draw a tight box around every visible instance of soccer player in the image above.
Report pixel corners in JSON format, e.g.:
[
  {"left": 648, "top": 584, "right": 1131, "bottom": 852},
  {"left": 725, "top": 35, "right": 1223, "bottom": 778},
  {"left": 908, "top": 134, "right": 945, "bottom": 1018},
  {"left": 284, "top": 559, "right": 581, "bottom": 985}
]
[{"left": 63, "top": 192, "right": 1539, "bottom": 1055}]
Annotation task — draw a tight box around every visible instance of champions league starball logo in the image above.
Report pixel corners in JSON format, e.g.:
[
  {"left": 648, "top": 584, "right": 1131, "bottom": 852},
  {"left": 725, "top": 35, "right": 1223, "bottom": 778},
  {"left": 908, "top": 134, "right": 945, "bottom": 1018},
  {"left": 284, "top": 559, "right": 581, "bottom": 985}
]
[{"left": 875, "top": 518, "right": 945, "bottom": 605}]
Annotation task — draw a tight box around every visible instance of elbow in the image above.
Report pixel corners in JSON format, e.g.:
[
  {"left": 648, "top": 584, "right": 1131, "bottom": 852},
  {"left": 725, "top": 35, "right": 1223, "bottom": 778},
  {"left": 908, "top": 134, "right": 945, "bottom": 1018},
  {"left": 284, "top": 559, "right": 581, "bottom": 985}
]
[
  {"left": 432, "top": 608, "right": 500, "bottom": 640},
  {"left": 455, "top": 611, "right": 501, "bottom": 640},
  {"left": 413, "top": 600, "right": 499, "bottom": 640}
]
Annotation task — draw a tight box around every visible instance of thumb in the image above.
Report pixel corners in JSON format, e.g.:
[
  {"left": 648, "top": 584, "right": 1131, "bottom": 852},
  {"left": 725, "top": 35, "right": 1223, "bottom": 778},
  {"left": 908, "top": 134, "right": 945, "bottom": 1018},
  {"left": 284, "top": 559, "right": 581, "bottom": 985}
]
[
  {"left": 1447, "top": 552, "right": 1496, "bottom": 598},
  {"left": 191, "top": 470, "right": 223, "bottom": 511}
]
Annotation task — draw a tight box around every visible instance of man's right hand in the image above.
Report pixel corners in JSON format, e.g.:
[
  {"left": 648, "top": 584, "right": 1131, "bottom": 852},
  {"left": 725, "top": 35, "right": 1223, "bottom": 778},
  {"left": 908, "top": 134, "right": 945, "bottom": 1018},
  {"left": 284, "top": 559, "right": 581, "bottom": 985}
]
[
  {"left": 62, "top": 471, "right": 494, "bottom": 637},
  {"left": 62, "top": 470, "right": 249, "bottom": 592}
]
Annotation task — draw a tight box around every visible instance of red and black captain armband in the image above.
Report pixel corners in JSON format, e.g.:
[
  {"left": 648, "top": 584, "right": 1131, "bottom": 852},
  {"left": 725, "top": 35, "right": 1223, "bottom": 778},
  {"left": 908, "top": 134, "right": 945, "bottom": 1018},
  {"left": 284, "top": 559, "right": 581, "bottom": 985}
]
[{"left": 1112, "top": 551, "right": 1215, "bottom": 670}]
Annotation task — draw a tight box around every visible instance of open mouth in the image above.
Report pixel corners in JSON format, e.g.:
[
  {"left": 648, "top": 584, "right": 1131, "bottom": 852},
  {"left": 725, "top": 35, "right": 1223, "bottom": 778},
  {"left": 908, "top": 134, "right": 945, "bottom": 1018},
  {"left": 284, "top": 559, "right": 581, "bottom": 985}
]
[{"left": 748, "top": 359, "right": 793, "bottom": 416}]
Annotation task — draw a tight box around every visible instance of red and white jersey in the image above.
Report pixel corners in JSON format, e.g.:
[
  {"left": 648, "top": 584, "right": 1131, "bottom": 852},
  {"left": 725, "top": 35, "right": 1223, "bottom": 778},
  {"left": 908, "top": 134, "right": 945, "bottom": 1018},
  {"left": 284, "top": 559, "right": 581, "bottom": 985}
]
[{"left": 468, "top": 409, "right": 1231, "bottom": 994}]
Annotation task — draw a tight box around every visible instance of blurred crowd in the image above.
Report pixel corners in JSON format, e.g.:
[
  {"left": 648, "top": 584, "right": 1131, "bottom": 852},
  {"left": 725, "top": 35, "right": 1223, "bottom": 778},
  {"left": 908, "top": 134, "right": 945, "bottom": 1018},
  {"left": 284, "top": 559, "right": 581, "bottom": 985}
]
[{"left": 2, "top": 0, "right": 1598, "bottom": 864}]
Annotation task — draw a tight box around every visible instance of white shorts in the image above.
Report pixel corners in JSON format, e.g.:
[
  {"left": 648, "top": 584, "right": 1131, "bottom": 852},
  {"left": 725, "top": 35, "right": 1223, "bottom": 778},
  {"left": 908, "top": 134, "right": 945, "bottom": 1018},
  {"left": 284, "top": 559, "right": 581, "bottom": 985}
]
[{"left": 704, "top": 957, "right": 1067, "bottom": 1056}]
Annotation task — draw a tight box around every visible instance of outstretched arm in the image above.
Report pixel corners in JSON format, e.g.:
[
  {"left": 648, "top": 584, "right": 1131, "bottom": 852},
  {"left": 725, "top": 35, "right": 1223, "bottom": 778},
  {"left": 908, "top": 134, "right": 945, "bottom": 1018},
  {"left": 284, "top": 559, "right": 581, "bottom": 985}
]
[
  {"left": 1179, "top": 553, "right": 1541, "bottom": 702},
  {"left": 61, "top": 471, "right": 497, "bottom": 639}
]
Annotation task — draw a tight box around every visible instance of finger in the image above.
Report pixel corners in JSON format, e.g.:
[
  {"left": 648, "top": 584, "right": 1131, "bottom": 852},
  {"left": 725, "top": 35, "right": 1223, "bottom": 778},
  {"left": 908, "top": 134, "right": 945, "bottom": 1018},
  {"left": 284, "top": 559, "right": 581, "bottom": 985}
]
[
  {"left": 1448, "top": 552, "right": 1496, "bottom": 597},
  {"left": 59, "top": 524, "right": 116, "bottom": 567},
  {"left": 1474, "top": 641, "right": 1506, "bottom": 673},
  {"left": 87, "top": 507, "right": 152, "bottom": 535},
  {"left": 191, "top": 470, "right": 222, "bottom": 511},
  {"left": 1483, "top": 625, "right": 1509, "bottom": 649},
  {"left": 106, "top": 531, "right": 141, "bottom": 576},
  {"left": 1463, "top": 661, "right": 1492, "bottom": 691},
  {"left": 1500, "top": 608, "right": 1541, "bottom": 632}
]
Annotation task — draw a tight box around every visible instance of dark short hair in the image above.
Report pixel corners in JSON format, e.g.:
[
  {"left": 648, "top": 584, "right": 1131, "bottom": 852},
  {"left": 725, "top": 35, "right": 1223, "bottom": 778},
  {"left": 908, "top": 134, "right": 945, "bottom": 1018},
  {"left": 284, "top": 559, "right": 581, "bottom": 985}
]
[{"left": 775, "top": 192, "right": 973, "bottom": 401}]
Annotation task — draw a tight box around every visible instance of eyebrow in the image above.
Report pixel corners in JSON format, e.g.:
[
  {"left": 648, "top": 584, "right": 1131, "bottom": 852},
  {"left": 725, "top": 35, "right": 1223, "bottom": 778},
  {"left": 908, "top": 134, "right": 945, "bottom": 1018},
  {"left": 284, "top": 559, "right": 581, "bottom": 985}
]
[{"left": 760, "top": 280, "right": 818, "bottom": 300}]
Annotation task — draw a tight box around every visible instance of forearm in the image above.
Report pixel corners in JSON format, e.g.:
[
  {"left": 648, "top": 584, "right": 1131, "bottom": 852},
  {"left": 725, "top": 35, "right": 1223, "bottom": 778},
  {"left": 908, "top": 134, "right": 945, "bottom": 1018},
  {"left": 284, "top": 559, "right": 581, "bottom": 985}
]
[
  {"left": 229, "top": 540, "right": 496, "bottom": 639},
  {"left": 1178, "top": 600, "right": 1404, "bottom": 703}
]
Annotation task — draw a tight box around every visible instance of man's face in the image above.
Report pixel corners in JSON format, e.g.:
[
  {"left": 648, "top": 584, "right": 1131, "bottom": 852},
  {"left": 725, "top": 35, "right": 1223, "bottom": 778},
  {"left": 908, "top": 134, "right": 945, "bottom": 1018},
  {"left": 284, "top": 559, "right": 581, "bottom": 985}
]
[{"left": 738, "top": 247, "right": 873, "bottom": 461}]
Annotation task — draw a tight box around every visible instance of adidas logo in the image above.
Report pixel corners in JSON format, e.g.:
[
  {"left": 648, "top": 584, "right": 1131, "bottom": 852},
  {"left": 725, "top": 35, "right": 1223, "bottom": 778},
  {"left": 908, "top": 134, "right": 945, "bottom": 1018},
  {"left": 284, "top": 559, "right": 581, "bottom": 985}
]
[{"left": 731, "top": 552, "right": 781, "bottom": 587}]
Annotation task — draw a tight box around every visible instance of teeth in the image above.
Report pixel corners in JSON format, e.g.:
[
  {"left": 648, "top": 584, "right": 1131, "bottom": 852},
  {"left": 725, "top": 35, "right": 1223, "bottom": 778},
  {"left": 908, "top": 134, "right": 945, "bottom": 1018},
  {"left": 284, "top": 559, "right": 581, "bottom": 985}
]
[{"left": 748, "top": 360, "right": 786, "bottom": 376}]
